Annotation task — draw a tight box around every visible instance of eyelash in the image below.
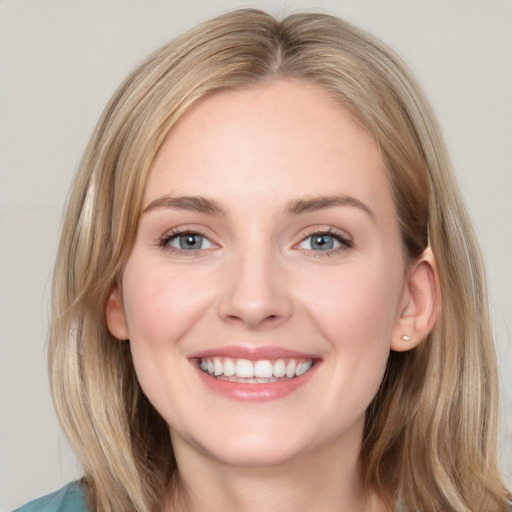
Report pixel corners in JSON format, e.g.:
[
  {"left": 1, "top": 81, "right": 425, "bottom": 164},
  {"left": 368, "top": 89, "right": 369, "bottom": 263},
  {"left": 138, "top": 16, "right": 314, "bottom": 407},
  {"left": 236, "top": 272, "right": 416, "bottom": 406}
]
[
  {"left": 158, "top": 228, "right": 214, "bottom": 256},
  {"left": 296, "top": 228, "right": 353, "bottom": 256},
  {"left": 157, "top": 227, "right": 353, "bottom": 256}
]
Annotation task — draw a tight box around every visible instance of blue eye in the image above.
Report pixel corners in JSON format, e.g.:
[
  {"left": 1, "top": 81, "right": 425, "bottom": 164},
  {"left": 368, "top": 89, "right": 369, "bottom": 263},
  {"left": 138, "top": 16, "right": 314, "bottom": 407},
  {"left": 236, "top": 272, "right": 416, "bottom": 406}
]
[
  {"left": 164, "top": 233, "right": 214, "bottom": 251},
  {"left": 298, "top": 232, "right": 351, "bottom": 252}
]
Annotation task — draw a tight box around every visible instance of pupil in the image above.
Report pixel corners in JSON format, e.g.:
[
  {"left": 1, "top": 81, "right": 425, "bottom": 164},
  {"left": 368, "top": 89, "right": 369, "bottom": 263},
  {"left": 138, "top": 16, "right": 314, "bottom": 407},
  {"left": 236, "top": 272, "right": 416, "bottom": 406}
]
[
  {"left": 180, "top": 234, "right": 201, "bottom": 249},
  {"left": 312, "top": 235, "right": 333, "bottom": 250}
]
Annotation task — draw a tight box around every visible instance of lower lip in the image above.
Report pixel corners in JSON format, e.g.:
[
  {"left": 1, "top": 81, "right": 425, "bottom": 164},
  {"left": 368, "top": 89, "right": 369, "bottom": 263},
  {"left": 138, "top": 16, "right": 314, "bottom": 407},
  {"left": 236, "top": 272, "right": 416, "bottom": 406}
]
[{"left": 195, "top": 363, "right": 319, "bottom": 402}]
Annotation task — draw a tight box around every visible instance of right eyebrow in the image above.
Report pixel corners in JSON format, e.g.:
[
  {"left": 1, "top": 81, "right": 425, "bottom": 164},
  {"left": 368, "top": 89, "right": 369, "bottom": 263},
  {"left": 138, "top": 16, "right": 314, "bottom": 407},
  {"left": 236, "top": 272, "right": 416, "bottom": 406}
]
[
  {"left": 142, "top": 195, "right": 227, "bottom": 216},
  {"left": 284, "top": 195, "right": 376, "bottom": 223}
]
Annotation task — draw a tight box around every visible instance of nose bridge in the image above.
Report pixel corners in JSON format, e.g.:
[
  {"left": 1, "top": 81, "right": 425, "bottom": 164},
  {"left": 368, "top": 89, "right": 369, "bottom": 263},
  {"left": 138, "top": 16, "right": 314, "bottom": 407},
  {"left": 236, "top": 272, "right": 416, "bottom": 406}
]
[{"left": 218, "top": 235, "right": 292, "bottom": 328}]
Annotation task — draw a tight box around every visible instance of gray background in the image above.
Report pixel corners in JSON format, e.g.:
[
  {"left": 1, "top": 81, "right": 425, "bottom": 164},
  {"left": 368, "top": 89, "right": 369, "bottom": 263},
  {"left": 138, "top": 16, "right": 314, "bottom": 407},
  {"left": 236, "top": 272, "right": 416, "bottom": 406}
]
[{"left": 1, "top": 1, "right": 511, "bottom": 510}]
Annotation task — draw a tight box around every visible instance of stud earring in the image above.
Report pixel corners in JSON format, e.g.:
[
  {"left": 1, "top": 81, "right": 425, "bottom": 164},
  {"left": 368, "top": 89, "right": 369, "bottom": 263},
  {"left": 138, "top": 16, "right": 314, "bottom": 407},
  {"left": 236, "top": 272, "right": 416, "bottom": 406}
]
[{"left": 402, "top": 335, "right": 411, "bottom": 341}]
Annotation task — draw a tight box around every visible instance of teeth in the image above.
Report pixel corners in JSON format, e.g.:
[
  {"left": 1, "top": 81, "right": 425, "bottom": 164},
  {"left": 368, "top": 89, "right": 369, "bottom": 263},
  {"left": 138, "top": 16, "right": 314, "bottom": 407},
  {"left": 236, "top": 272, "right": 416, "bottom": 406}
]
[
  {"left": 296, "top": 360, "right": 312, "bottom": 376},
  {"left": 199, "top": 356, "right": 314, "bottom": 381},
  {"left": 254, "top": 360, "right": 273, "bottom": 378},
  {"left": 223, "top": 358, "right": 235, "bottom": 377},
  {"left": 286, "top": 360, "right": 296, "bottom": 378},
  {"left": 213, "top": 357, "right": 223, "bottom": 376},
  {"left": 273, "top": 359, "right": 286, "bottom": 378},
  {"left": 235, "top": 359, "right": 254, "bottom": 378}
]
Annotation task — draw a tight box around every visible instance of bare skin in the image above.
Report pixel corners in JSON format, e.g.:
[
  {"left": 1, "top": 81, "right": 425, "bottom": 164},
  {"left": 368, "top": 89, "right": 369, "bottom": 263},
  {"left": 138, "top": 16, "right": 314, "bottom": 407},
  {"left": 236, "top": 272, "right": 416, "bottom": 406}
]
[{"left": 106, "top": 80, "right": 438, "bottom": 512}]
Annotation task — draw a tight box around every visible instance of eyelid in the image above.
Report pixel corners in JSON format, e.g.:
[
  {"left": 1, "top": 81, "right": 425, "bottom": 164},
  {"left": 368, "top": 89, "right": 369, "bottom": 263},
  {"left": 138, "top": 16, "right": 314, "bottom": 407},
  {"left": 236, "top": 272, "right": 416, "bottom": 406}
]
[
  {"left": 169, "top": 233, "right": 215, "bottom": 250},
  {"left": 157, "top": 225, "right": 220, "bottom": 254},
  {"left": 293, "top": 226, "right": 353, "bottom": 252},
  {"left": 155, "top": 224, "right": 352, "bottom": 256},
  {"left": 298, "top": 226, "right": 352, "bottom": 242}
]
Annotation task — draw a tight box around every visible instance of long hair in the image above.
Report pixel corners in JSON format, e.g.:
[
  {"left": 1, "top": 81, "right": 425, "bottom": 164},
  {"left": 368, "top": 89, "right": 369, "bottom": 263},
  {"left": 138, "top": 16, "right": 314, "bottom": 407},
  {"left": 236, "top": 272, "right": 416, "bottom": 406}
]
[{"left": 48, "top": 9, "right": 509, "bottom": 511}]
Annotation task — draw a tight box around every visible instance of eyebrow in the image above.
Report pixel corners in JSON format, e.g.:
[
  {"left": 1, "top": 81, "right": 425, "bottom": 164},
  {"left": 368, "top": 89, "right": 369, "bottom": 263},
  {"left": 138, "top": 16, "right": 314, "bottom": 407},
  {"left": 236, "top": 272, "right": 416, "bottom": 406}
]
[
  {"left": 285, "top": 195, "right": 376, "bottom": 223},
  {"left": 143, "top": 193, "right": 376, "bottom": 222},
  {"left": 143, "top": 195, "right": 227, "bottom": 215}
]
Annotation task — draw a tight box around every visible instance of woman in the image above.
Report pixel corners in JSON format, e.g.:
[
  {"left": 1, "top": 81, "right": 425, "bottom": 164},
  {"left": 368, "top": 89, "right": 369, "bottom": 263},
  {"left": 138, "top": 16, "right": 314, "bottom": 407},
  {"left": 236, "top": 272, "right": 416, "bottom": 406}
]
[{"left": 16, "top": 8, "right": 510, "bottom": 512}]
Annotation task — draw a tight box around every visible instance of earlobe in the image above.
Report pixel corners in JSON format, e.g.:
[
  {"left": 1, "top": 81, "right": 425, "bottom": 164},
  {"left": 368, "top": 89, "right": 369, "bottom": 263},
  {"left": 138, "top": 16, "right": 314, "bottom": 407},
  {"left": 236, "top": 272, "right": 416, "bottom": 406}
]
[
  {"left": 105, "top": 287, "right": 129, "bottom": 340},
  {"left": 391, "top": 247, "right": 440, "bottom": 352}
]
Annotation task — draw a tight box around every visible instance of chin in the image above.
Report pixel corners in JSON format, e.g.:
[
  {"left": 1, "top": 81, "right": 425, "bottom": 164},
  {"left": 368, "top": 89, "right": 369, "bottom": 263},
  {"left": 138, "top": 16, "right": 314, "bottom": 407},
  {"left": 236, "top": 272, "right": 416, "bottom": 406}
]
[
  {"left": 203, "top": 438, "right": 306, "bottom": 468},
  {"left": 172, "top": 418, "right": 317, "bottom": 469}
]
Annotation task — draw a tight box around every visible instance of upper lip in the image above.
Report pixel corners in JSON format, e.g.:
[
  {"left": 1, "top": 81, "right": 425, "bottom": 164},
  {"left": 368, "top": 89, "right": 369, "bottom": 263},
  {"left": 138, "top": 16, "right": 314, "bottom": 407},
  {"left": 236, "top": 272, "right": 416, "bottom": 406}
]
[{"left": 187, "top": 345, "right": 320, "bottom": 361}]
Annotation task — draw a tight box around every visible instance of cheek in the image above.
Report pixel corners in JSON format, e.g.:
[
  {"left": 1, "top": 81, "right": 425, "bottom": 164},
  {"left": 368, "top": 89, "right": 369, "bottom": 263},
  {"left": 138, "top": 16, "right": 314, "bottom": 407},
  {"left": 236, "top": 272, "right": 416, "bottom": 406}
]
[
  {"left": 120, "top": 261, "right": 216, "bottom": 420},
  {"left": 305, "top": 268, "right": 399, "bottom": 412},
  {"left": 121, "top": 258, "right": 215, "bottom": 346},
  {"left": 299, "top": 260, "right": 402, "bottom": 400},
  {"left": 301, "top": 263, "right": 402, "bottom": 347}
]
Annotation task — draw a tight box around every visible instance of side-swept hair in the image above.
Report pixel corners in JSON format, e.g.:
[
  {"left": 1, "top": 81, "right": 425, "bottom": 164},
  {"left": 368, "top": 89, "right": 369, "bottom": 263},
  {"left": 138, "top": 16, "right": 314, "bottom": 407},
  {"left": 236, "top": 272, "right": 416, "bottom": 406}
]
[{"left": 48, "top": 9, "right": 509, "bottom": 511}]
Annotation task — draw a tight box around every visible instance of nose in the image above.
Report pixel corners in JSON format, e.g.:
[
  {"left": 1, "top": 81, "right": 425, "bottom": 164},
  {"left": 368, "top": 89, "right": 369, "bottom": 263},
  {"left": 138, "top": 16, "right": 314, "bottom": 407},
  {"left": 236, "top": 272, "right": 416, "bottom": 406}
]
[{"left": 217, "top": 249, "right": 293, "bottom": 330}]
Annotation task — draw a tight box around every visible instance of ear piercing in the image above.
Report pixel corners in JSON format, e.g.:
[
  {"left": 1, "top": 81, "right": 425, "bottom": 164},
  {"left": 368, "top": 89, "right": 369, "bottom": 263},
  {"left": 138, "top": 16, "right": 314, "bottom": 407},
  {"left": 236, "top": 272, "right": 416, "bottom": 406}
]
[{"left": 402, "top": 335, "right": 411, "bottom": 341}]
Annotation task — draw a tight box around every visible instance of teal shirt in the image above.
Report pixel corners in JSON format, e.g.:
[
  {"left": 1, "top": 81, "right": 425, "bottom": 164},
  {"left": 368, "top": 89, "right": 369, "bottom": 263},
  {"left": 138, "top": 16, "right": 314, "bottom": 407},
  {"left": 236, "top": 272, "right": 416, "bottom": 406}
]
[
  {"left": 13, "top": 482, "right": 510, "bottom": 511},
  {"left": 14, "top": 482, "right": 87, "bottom": 512}
]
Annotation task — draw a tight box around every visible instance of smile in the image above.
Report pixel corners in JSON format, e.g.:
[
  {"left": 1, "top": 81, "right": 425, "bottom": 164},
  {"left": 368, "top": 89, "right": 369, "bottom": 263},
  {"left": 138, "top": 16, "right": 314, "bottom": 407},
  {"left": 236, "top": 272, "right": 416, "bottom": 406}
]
[{"left": 199, "top": 357, "right": 314, "bottom": 383}]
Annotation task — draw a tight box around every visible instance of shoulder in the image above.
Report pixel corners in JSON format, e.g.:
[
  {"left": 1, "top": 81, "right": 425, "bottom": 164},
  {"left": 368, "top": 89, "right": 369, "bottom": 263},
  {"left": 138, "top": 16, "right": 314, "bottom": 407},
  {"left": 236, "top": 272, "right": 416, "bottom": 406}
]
[{"left": 13, "top": 482, "right": 88, "bottom": 512}]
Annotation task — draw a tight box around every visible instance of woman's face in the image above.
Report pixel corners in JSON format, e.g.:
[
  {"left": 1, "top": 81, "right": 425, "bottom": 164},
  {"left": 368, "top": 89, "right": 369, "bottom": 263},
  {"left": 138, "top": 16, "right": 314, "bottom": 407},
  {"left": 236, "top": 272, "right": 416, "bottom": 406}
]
[{"left": 107, "top": 80, "right": 410, "bottom": 468}]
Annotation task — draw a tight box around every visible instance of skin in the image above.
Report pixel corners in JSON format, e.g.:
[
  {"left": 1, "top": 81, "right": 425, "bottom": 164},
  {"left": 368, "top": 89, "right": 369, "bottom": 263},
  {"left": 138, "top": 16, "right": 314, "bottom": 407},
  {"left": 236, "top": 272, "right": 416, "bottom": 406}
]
[{"left": 106, "top": 80, "right": 438, "bottom": 512}]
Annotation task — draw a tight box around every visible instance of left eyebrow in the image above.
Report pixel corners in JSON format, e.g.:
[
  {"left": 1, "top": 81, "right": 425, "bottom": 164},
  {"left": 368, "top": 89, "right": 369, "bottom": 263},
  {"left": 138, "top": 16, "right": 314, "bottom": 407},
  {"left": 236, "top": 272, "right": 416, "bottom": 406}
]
[
  {"left": 142, "top": 195, "right": 227, "bottom": 216},
  {"left": 284, "top": 195, "right": 376, "bottom": 223}
]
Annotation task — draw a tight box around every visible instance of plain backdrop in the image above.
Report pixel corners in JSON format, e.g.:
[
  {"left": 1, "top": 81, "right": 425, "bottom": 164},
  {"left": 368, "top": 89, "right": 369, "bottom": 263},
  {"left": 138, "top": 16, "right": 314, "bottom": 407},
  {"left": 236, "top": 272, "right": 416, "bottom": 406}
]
[{"left": 1, "top": 1, "right": 511, "bottom": 510}]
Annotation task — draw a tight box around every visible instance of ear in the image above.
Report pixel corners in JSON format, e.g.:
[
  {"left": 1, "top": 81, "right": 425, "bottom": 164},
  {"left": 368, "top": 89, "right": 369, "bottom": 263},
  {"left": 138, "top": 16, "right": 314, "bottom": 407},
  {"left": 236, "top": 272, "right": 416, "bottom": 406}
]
[
  {"left": 391, "top": 247, "right": 440, "bottom": 352},
  {"left": 105, "top": 286, "right": 129, "bottom": 340}
]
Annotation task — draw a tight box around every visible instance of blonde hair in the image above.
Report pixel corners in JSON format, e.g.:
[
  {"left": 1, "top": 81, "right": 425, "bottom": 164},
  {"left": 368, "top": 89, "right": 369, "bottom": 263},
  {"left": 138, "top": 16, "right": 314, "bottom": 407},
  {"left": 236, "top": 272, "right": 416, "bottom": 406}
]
[{"left": 48, "top": 9, "right": 509, "bottom": 512}]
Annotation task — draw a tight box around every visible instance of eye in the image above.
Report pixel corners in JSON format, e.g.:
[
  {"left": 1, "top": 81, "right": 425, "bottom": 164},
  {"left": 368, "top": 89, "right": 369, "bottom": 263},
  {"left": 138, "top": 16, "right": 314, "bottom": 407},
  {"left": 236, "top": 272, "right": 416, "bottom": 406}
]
[
  {"left": 161, "top": 231, "right": 215, "bottom": 251},
  {"left": 298, "top": 231, "right": 352, "bottom": 252}
]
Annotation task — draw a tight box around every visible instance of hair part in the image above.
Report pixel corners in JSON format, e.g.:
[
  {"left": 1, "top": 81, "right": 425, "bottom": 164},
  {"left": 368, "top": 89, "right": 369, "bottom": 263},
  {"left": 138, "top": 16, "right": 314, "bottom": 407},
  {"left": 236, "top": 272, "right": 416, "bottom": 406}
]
[{"left": 48, "top": 9, "right": 509, "bottom": 511}]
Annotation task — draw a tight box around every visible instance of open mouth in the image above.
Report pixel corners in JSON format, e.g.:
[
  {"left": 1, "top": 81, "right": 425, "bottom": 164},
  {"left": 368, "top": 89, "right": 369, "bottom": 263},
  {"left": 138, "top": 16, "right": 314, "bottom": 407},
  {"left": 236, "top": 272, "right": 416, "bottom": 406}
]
[{"left": 199, "top": 357, "right": 314, "bottom": 383}]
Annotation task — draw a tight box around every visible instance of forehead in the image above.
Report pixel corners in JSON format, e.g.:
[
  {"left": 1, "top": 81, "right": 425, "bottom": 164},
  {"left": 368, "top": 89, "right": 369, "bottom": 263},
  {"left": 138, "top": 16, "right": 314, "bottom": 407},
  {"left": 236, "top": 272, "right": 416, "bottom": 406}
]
[{"left": 145, "top": 80, "right": 393, "bottom": 219}]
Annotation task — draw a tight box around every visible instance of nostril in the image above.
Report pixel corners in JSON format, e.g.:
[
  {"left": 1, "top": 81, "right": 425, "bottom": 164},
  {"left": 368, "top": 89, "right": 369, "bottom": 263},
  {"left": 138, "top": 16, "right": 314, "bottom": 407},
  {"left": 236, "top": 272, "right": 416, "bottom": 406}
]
[
  {"left": 223, "top": 312, "right": 283, "bottom": 328},
  {"left": 217, "top": 279, "right": 294, "bottom": 328}
]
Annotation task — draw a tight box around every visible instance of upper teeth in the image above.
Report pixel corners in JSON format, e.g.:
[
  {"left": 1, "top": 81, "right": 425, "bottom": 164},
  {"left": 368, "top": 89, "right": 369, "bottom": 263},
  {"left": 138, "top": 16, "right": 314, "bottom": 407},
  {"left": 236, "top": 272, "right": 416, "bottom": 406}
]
[{"left": 200, "top": 357, "right": 313, "bottom": 379}]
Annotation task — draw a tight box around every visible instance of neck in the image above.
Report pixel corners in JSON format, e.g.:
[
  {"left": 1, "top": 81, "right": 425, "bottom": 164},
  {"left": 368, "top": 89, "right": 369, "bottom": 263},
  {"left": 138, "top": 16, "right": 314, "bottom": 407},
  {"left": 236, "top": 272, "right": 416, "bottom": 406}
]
[{"left": 165, "top": 431, "right": 387, "bottom": 512}]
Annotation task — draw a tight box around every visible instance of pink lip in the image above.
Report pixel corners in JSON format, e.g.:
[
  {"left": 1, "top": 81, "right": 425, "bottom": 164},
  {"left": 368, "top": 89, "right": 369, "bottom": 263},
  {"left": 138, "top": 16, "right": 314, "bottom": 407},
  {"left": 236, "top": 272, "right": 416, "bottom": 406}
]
[
  {"left": 195, "top": 365, "right": 319, "bottom": 402},
  {"left": 189, "top": 345, "right": 321, "bottom": 402},
  {"left": 188, "top": 345, "right": 319, "bottom": 361}
]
